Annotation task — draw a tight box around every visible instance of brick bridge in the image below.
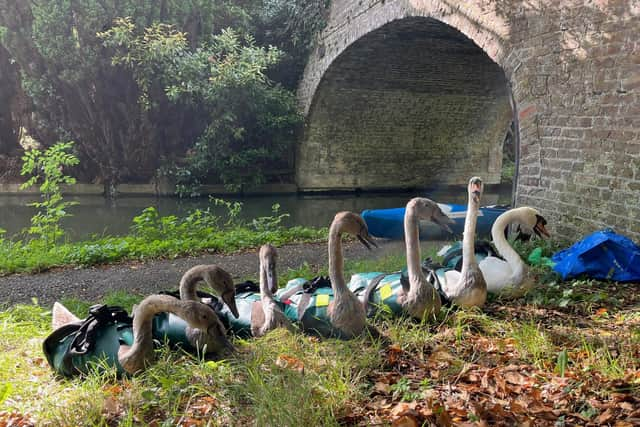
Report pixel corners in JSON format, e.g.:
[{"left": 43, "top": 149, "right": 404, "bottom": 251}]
[{"left": 296, "top": 0, "right": 639, "bottom": 240}]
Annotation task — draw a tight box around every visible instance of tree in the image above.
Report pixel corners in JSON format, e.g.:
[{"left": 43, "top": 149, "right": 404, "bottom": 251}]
[
  {"left": 100, "top": 19, "right": 301, "bottom": 195},
  {"left": 0, "top": 1, "right": 328, "bottom": 195}
]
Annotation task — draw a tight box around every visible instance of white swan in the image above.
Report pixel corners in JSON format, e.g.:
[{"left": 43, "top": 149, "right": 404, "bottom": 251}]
[
  {"left": 479, "top": 207, "right": 550, "bottom": 295},
  {"left": 438, "top": 177, "right": 487, "bottom": 307}
]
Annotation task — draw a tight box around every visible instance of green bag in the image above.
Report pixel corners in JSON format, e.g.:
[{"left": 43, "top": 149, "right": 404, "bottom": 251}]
[
  {"left": 440, "top": 240, "right": 498, "bottom": 270},
  {"left": 217, "top": 290, "right": 262, "bottom": 338},
  {"left": 43, "top": 305, "right": 134, "bottom": 377},
  {"left": 276, "top": 276, "right": 348, "bottom": 338},
  {"left": 349, "top": 271, "right": 407, "bottom": 317}
]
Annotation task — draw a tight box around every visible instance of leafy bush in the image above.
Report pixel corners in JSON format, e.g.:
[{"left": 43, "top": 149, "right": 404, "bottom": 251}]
[
  {"left": 100, "top": 20, "right": 302, "bottom": 196},
  {"left": 0, "top": 199, "right": 326, "bottom": 275},
  {"left": 19, "top": 141, "right": 79, "bottom": 247}
]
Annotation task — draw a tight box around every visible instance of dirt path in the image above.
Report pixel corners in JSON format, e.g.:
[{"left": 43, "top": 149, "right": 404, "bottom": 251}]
[{"left": 0, "top": 240, "right": 415, "bottom": 307}]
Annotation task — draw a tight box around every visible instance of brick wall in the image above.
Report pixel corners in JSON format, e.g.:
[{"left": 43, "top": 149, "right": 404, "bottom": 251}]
[
  {"left": 298, "top": 0, "right": 640, "bottom": 240},
  {"left": 297, "top": 17, "right": 511, "bottom": 190}
]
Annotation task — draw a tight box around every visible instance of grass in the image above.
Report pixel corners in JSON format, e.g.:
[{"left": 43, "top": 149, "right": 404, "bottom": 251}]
[
  {"left": 0, "top": 201, "right": 327, "bottom": 276},
  {"left": 1, "top": 246, "right": 639, "bottom": 426}
]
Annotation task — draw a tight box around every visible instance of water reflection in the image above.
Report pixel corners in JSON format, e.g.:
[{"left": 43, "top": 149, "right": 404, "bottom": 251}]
[{"left": 0, "top": 184, "right": 511, "bottom": 240}]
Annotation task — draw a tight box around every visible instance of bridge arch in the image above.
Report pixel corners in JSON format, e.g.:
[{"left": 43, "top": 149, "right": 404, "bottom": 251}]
[
  {"left": 297, "top": 0, "right": 640, "bottom": 240},
  {"left": 297, "top": 6, "right": 515, "bottom": 191}
]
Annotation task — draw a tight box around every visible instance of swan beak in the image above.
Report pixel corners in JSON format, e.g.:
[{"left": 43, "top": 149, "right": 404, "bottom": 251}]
[
  {"left": 533, "top": 214, "right": 551, "bottom": 238},
  {"left": 534, "top": 222, "right": 551, "bottom": 238},
  {"left": 222, "top": 291, "right": 240, "bottom": 318},
  {"left": 267, "top": 268, "right": 278, "bottom": 295},
  {"left": 433, "top": 214, "right": 455, "bottom": 234},
  {"left": 358, "top": 234, "right": 378, "bottom": 250}
]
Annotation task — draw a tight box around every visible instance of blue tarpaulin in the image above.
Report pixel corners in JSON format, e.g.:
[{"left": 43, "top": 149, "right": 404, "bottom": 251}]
[{"left": 551, "top": 229, "right": 640, "bottom": 282}]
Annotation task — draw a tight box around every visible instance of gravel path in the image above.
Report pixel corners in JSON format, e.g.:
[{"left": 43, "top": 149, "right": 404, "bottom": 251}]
[{"left": 0, "top": 240, "right": 416, "bottom": 307}]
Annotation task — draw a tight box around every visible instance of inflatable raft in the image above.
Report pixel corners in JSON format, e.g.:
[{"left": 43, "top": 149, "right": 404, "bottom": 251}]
[{"left": 361, "top": 204, "right": 509, "bottom": 239}]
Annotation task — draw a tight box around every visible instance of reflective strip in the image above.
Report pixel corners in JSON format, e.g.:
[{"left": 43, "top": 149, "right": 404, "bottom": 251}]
[
  {"left": 315, "top": 294, "right": 330, "bottom": 307},
  {"left": 379, "top": 283, "right": 393, "bottom": 301}
]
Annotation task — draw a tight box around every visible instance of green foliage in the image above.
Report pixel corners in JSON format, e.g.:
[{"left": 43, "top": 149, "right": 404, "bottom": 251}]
[
  {"left": 1, "top": 1, "right": 322, "bottom": 188},
  {"left": 253, "top": 0, "right": 330, "bottom": 88},
  {"left": 0, "top": 199, "right": 326, "bottom": 275},
  {"left": 19, "top": 141, "right": 79, "bottom": 246},
  {"left": 100, "top": 19, "right": 301, "bottom": 195},
  {"left": 555, "top": 348, "right": 569, "bottom": 377}
]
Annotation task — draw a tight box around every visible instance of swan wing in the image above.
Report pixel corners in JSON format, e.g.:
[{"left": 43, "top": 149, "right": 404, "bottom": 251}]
[{"left": 479, "top": 256, "right": 514, "bottom": 292}]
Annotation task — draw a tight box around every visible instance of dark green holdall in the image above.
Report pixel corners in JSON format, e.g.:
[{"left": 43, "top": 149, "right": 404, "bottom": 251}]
[
  {"left": 43, "top": 304, "right": 134, "bottom": 377},
  {"left": 158, "top": 281, "right": 266, "bottom": 342},
  {"left": 348, "top": 271, "right": 407, "bottom": 317},
  {"left": 275, "top": 276, "right": 351, "bottom": 338}
]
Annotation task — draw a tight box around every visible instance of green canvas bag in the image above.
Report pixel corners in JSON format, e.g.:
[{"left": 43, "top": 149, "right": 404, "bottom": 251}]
[
  {"left": 275, "top": 276, "right": 349, "bottom": 338},
  {"left": 43, "top": 304, "right": 134, "bottom": 377}
]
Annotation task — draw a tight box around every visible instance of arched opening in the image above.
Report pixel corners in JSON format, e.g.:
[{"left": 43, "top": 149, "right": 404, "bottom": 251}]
[{"left": 297, "top": 16, "right": 515, "bottom": 198}]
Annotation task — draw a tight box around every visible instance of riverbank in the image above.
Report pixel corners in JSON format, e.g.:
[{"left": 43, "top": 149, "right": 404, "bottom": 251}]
[
  {"left": 2, "top": 247, "right": 638, "bottom": 425},
  {"left": 0, "top": 239, "right": 417, "bottom": 307}
]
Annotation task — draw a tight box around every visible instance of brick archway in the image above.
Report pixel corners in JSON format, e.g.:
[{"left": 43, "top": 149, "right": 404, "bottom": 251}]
[
  {"left": 296, "top": 3, "right": 516, "bottom": 192},
  {"left": 297, "top": 0, "right": 640, "bottom": 240}
]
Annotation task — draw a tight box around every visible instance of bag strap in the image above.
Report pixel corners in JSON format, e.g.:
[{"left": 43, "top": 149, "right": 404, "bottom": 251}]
[
  {"left": 235, "top": 280, "right": 260, "bottom": 294},
  {"left": 67, "top": 305, "right": 131, "bottom": 357},
  {"left": 44, "top": 304, "right": 131, "bottom": 376},
  {"left": 361, "top": 273, "right": 395, "bottom": 315}
]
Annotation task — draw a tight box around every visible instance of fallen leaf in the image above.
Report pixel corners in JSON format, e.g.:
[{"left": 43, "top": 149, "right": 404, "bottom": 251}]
[
  {"left": 275, "top": 354, "right": 304, "bottom": 373},
  {"left": 391, "top": 413, "right": 420, "bottom": 427},
  {"left": 595, "top": 308, "right": 608, "bottom": 316},
  {"left": 374, "top": 381, "right": 391, "bottom": 394},
  {"left": 504, "top": 371, "right": 528, "bottom": 386},
  {"left": 595, "top": 408, "right": 614, "bottom": 424},
  {"left": 390, "top": 402, "right": 418, "bottom": 417}
]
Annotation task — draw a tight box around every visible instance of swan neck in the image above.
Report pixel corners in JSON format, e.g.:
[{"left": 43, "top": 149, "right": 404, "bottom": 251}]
[
  {"left": 491, "top": 211, "right": 525, "bottom": 274},
  {"left": 404, "top": 206, "right": 424, "bottom": 295},
  {"left": 179, "top": 271, "right": 199, "bottom": 302},
  {"left": 259, "top": 262, "right": 273, "bottom": 300},
  {"left": 328, "top": 226, "right": 347, "bottom": 295},
  {"left": 461, "top": 194, "right": 480, "bottom": 268},
  {"left": 122, "top": 295, "right": 185, "bottom": 366}
]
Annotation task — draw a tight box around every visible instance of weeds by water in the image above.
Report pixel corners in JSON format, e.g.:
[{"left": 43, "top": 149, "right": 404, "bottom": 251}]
[{"left": 0, "top": 200, "right": 326, "bottom": 275}]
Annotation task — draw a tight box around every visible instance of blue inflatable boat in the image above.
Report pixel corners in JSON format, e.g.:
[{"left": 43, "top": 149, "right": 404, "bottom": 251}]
[{"left": 362, "top": 204, "right": 509, "bottom": 240}]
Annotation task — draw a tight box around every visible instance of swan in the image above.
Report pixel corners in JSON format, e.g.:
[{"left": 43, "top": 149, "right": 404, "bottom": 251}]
[
  {"left": 155, "top": 264, "right": 237, "bottom": 354},
  {"left": 326, "top": 211, "right": 381, "bottom": 339},
  {"left": 180, "top": 264, "right": 239, "bottom": 318},
  {"left": 348, "top": 198, "right": 453, "bottom": 320},
  {"left": 478, "top": 206, "right": 550, "bottom": 295},
  {"left": 48, "top": 295, "right": 222, "bottom": 375},
  {"left": 436, "top": 177, "right": 487, "bottom": 307},
  {"left": 251, "top": 244, "right": 293, "bottom": 337}
]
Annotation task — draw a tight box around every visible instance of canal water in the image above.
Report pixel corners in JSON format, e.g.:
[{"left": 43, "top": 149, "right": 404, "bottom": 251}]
[{"left": 0, "top": 185, "right": 512, "bottom": 241}]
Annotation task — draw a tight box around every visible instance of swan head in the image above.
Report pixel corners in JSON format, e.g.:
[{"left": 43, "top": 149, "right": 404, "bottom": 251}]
[
  {"left": 182, "top": 301, "right": 226, "bottom": 336},
  {"left": 203, "top": 266, "right": 239, "bottom": 319},
  {"left": 182, "top": 300, "right": 235, "bottom": 354},
  {"left": 332, "top": 211, "right": 378, "bottom": 250},
  {"left": 259, "top": 244, "right": 278, "bottom": 294},
  {"left": 512, "top": 207, "right": 551, "bottom": 238},
  {"left": 406, "top": 197, "right": 454, "bottom": 233},
  {"left": 468, "top": 176, "right": 484, "bottom": 204}
]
